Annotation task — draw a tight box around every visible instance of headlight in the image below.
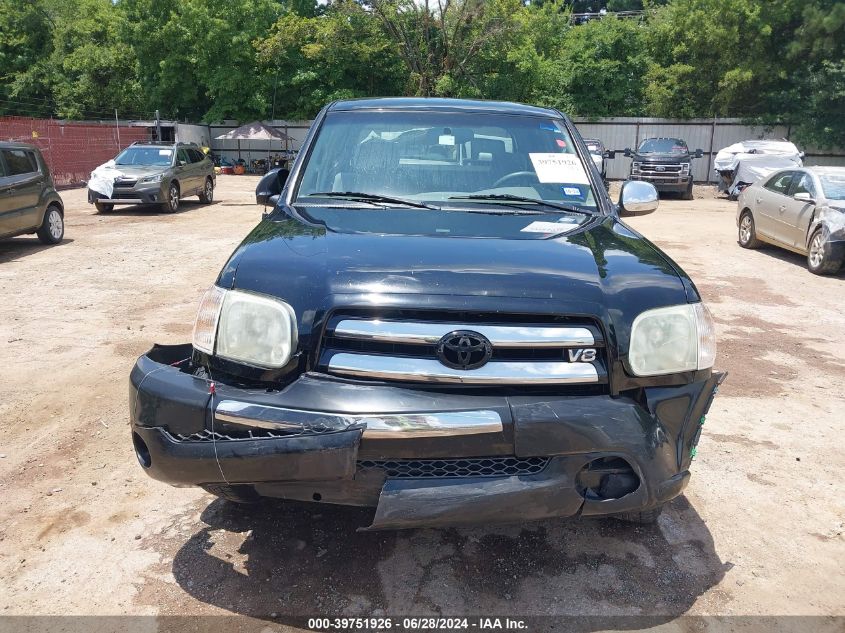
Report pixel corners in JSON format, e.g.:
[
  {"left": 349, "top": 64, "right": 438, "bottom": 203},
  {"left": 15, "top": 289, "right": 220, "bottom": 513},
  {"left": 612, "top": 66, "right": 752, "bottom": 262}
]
[
  {"left": 681, "top": 162, "right": 690, "bottom": 173},
  {"left": 628, "top": 303, "right": 716, "bottom": 376},
  {"left": 191, "top": 285, "right": 297, "bottom": 369},
  {"left": 140, "top": 173, "right": 164, "bottom": 183}
]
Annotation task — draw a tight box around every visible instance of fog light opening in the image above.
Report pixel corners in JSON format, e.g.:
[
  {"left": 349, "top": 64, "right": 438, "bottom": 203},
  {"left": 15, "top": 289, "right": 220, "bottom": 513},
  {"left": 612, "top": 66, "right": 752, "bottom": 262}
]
[
  {"left": 133, "top": 432, "right": 152, "bottom": 469},
  {"left": 576, "top": 457, "right": 640, "bottom": 501}
]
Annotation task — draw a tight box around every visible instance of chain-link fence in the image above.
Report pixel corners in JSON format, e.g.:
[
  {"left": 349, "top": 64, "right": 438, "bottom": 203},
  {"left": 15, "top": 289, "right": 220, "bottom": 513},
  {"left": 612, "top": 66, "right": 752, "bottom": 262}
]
[{"left": 0, "top": 116, "right": 150, "bottom": 188}]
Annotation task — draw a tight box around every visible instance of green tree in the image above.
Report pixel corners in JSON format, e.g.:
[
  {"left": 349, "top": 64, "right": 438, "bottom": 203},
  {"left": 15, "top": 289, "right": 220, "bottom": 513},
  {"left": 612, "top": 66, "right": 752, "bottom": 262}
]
[
  {"left": 257, "top": 1, "right": 406, "bottom": 119},
  {"left": 540, "top": 16, "right": 649, "bottom": 116}
]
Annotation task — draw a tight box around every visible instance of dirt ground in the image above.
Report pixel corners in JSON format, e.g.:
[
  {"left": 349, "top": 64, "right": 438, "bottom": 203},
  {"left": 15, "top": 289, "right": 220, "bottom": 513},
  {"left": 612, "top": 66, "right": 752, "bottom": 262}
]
[{"left": 0, "top": 177, "right": 843, "bottom": 629}]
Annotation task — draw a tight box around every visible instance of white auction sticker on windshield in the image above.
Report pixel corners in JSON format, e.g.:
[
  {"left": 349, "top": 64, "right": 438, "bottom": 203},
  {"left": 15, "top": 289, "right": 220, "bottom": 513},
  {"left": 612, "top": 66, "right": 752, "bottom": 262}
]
[
  {"left": 159, "top": 149, "right": 173, "bottom": 156},
  {"left": 529, "top": 153, "right": 589, "bottom": 184}
]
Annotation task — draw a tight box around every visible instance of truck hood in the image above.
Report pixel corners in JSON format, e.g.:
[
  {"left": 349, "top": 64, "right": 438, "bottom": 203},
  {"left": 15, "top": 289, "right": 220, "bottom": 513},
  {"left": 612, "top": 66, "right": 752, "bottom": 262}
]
[{"left": 219, "top": 210, "right": 694, "bottom": 344}]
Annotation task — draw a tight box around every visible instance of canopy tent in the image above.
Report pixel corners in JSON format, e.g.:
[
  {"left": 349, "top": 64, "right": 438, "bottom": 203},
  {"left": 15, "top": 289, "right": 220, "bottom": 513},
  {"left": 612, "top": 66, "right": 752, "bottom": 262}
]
[{"left": 215, "top": 122, "right": 294, "bottom": 161}]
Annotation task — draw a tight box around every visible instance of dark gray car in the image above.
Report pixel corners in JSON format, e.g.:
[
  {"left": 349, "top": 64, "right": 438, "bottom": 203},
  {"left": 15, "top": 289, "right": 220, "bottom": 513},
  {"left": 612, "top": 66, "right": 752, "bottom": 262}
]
[
  {"left": 87, "top": 141, "right": 215, "bottom": 213},
  {"left": 0, "top": 142, "right": 65, "bottom": 245}
]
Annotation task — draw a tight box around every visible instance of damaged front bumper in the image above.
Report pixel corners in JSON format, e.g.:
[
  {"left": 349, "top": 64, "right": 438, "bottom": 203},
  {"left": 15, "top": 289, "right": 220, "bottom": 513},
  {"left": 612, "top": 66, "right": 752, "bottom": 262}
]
[{"left": 130, "top": 344, "right": 725, "bottom": 529}]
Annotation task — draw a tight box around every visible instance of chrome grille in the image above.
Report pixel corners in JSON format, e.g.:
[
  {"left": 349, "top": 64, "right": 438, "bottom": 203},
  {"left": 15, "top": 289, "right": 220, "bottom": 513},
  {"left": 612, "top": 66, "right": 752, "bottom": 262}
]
[
  {"left": 358, "top": 456, "right": 550, "bottom": 479},
  {"left": 319, "top": 313, "right": 607, "bottom": 386}
]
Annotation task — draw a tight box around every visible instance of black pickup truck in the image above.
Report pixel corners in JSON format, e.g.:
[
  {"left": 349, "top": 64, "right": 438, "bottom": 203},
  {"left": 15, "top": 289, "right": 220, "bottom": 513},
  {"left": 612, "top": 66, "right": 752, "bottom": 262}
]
[
  {"left": 130, "top": 98, "right": 723, "bottom": 530},
  {"left": 625, "top": 138, "right": 704, "bottom": 200}
]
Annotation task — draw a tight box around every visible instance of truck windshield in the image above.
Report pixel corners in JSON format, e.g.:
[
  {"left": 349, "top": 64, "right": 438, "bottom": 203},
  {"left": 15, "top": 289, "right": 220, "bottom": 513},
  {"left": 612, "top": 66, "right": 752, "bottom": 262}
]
[
  {"left": 114, "top": 147, "right": 174, "bottom": 166},
  {"left": 295, "top": 111, "right": 597, "bottom": 211},
  {"left": 638, "top": 139, "right": 688, "bottom": 154}
]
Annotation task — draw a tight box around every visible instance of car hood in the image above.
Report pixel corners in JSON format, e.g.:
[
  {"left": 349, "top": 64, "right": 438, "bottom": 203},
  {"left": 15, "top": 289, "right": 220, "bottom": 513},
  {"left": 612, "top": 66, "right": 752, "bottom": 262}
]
[
  {"left": 219, "top": 211, "right": 695, "bottom": 347},
  {"left": 634, "top": 152, "right": 690, "bottom": 163},
  {"left": 111, "top": 166, "right": 168, "bottom": 178}
]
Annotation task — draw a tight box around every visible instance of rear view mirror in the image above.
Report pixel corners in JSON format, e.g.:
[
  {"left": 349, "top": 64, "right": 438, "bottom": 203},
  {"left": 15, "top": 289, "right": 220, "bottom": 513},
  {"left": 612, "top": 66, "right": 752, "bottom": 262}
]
[
  {"left": 694, "top": 149, "right": 704, "bottom": 159},
  {"left": 793, "top": 192, "right": 814, "bottom": 203},
  {"left": 603, "top": 150, "right": 616, "bottom": 159},
  {"left": 623, "top": 148, "right": 632, "bottom": 157},
  {"left": 619, "top": 180, "right": 659, "bottom": 214}
]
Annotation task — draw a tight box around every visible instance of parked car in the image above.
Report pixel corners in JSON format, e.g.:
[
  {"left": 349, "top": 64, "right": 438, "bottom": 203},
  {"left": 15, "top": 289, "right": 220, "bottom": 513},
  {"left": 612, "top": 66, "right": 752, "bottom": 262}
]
[
  {"left": 0, "top": 142, "right": 64, "bottom": 245},
  {"left": 582, "top": 138, "right": 613, "bottom": 188},
  {"left": 624, "top": 138, "right": 703, "bottom": 200},
  {"left": 714, "top": 139, "right": 803, "bottom": 198},
  {"left": 130, "top": 98, "right": 724, "bottom": 529},
  {"left": 737, "top": 166, "right": 845, "bottom": 274},
  {"left": 87, "top": 141, "right": 215, "bottom": 213}
]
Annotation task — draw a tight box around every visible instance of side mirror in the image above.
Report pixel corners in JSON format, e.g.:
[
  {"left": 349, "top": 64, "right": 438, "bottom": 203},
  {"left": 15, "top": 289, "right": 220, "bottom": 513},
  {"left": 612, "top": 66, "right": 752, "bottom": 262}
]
[
  {"left": 694, "top": 149, "right": 704, "bottom": 159},
  {"left": 178, "top": 160, "right": 187, "bottom": 166},
  {"left": 793, "top": 192, "right": 814, "bottom": 203},
  {"left": 255, "top": 168, "right": 289, "bottom": 206},
  {"left": 623, "top": 148, "right": 632, "bottom": 157},
  {"left": 619, "top": 180, "right": 659, "bottom": 215},
  {"left": 603, "top": 150, "right": 616, "bottom": 159}
]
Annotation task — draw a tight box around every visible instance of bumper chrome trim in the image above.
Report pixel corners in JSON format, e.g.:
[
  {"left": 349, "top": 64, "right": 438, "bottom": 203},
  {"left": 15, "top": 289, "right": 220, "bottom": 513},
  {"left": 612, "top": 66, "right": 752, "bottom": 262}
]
[
  {"left": 326, "top": 353, "right": 601, "bottom": 384},
  {"left": 333, "top": 320, "right": 595, "bottom": 347},
  {"left": 93, "top": 198, "right": 145, "bottom": 204},
  {"left": 214, "top": 400, "right": 503, "bottom": 438}
]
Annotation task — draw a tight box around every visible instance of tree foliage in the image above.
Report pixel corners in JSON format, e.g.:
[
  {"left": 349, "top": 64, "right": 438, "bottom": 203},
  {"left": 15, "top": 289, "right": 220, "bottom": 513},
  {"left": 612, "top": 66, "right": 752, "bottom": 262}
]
[{"left": 0, "top": 0, "right": 843, "bottom": 147}]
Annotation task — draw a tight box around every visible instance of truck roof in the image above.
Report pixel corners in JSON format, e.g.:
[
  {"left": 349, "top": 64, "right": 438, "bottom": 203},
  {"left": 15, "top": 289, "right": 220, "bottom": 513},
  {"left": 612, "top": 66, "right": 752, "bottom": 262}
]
[{"left": 328, "top": 97, "right": 560, "bottom": 118}]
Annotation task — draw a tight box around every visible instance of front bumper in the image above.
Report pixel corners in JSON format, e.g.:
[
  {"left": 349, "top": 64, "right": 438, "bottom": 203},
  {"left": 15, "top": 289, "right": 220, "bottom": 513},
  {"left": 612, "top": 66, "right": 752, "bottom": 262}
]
[
  {"left": 88, "top": 184, "right": 165, "bottom": 206},
  {"left": 130, "top": 344, "right": 724, "bottom": 529},
  {"left": 630, "top": 174, "right": 692, "bottom": 192}
]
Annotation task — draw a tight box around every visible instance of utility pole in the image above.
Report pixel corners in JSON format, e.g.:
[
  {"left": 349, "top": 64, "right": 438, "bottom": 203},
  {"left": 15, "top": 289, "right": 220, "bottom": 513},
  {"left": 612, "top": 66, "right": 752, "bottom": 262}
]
[
  {"left": 115, "top": 109, "right": 121, "bottom": 149},
  {"left": 155, "top": 109, "right": 162, "bottom": 142}
]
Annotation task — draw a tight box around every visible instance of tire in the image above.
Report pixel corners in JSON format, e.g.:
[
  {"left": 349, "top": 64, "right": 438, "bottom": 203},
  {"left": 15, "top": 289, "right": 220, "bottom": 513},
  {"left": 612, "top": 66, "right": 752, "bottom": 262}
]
[
  {"left": 616, "top": 505, "right": 664, "bottom": 524},
  {"left": 807, "top": 228, "right": 843, "bottom": 275},
  {"left": 162, "top": 182, "right": 180, "bottom": 213},
  {"left": 738, "top": 210, "right": 762, "bottom": 249},
  {"left": 36, "top": 204, "right": 64, "bottom": 245},
  {"left": 202, "top": 483, "right": 262, "bottom": 504},
  {"left": 681, "top": 180, "right": 694, "bottom": 200},
  {"left": 94, "top": 201, "right": 113, "bottom": 213},
  {"left": 198, "top": 177, "right": 214, "bottom": 204}
]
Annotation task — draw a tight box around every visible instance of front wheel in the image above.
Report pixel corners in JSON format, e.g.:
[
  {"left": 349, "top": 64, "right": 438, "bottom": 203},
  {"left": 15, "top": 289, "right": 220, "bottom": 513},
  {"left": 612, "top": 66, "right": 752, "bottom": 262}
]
[
  {"left": 738, "top": 211, "right": 762, "bottom": 249},
  {"left": 94, "top": 201, "right": 113, "bottom": 213},
  {"left": 681, "top": 180, "right": 694, "bottom": 200},
  {"left": 198, "top": 177, "right": 214, "bottom": 204},
  {"left": 162, "top": 182, "right": 180, "bottom": 213},
  {"left": 36, "top": 205, "right": 64, "bottom": 244},
  {"left": 807, "top": 228, "right": 843, "bottom": 275}
]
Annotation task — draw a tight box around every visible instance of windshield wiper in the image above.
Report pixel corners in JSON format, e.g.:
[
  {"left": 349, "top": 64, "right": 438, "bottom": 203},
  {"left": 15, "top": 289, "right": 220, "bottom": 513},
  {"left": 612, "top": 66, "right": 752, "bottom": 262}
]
[
  {"left": 448, "top": 194, "right": 594, "bottom": 216},
  {"left": 305, "top": 191, "right": 437, "bottom": 210}
]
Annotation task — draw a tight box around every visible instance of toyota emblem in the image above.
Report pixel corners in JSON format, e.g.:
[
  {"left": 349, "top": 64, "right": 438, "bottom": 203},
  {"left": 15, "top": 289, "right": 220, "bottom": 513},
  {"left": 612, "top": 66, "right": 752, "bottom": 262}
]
[{"left": 436, "top": 330, "right": 493, "bottom": 370}]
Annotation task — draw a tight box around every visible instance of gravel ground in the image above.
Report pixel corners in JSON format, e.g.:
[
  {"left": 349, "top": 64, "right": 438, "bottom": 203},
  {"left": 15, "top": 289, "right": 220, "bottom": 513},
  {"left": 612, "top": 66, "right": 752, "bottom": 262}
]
[{"left": 0, "top": 177, "right": 843, "bottom": 629}]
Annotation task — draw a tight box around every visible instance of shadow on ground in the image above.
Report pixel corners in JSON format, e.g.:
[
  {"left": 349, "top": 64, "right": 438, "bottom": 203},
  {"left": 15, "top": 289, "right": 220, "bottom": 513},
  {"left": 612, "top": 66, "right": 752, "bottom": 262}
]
[
  {"left": 170, "top": 495, "right": 729, "bottom": 631},
  {"left": 0, "top": 238, "right": 75, "bottom": 263},
  {"left": 97, "top": 200, "right": 220, "bottom": 216}
]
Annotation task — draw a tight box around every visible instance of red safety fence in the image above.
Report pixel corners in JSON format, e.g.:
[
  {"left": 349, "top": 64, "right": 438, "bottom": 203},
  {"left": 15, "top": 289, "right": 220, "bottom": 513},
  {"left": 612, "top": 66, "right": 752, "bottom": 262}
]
[{"left": 0, "top": 116, "right": 150, "bottom": 189}]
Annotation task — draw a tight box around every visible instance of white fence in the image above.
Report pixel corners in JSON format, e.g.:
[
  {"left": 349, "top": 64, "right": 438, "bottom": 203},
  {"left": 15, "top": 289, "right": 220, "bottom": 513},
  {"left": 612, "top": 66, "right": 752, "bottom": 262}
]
[
  {"left": 205, "top": 116, "right": 845, "bottom": 182},
  {"left": 572, "top": 117, "right": 845, "bottom": 182},
  {"left": 208, "top": 120, "right": 312, "bottom": 164}
]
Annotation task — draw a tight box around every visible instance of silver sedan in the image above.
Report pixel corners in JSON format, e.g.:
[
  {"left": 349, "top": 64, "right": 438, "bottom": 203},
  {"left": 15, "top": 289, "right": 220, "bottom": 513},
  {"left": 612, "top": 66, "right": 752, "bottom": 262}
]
[{"left": 737, "top": 166, "right": 845, "bottom": 274}]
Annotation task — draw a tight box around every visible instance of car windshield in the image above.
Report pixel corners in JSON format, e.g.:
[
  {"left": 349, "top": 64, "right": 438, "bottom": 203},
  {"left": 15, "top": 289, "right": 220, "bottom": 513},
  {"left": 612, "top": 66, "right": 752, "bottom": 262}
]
[
  {"left": 114, "top": 147, "right": 174, "bottom": 167},
  {"left": 295, "top": 110, "right": 597, "bottom": 212},
  {"left": 638, "top": 138, "right": 688, "bottom": 154},
  {"left": 819, "top": 174, "right": 845, "bottom": 201}
]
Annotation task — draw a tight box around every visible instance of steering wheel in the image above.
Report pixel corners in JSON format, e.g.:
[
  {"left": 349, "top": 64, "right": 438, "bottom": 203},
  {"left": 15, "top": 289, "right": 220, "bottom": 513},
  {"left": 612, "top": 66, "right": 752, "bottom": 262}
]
[{"left": 492, "top": 171, "right": 540, "bottom": 188}]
